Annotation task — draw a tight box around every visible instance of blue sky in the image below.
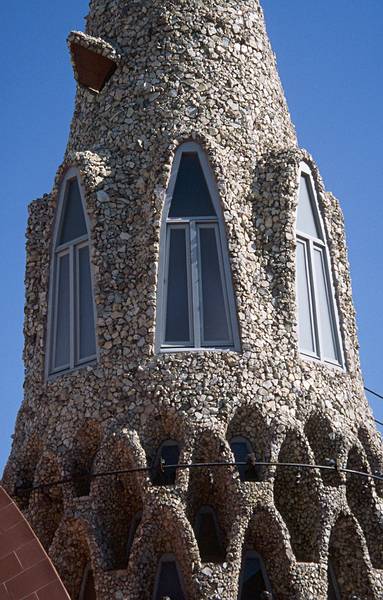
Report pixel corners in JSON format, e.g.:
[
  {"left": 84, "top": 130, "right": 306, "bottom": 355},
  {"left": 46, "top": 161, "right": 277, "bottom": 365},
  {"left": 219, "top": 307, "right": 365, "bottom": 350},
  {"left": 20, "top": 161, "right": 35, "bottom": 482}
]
[{"left": 0, "top": 1, "right": 382, "bottom": 473}]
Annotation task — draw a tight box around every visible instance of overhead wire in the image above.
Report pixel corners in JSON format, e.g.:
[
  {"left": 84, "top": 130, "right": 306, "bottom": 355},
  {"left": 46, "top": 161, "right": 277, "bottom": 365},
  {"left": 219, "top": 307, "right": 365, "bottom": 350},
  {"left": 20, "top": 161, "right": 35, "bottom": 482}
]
[
  {"left": 13, "top": 386, "right": 383, "bottom": 495},
  {"left": 15, "top": 457, "right": 383, "bottom": 496},
  {"left": 364, "top": 386, "right": 383, "bottom": 427}
]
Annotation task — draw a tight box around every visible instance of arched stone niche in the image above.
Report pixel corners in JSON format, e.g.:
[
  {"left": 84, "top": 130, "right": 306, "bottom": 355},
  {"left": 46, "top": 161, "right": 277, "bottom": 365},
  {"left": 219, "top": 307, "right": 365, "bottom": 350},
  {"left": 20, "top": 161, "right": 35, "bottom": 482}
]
[
  {"left": 128, "top": 503, "right": 198, "bottom": 600},
  {"left": 304, "top": 413, "right": 344, "bottom": 487},
  {"left": 328, "top": 514, "right": 375, "bottom": 599},
  {"left": 140, "top": 408, "right": 189, "bottom": 490},
  {"left": 50, "top": 518, "right": 96, "bottom": 599},
  {"left": 241, "top": 506, "right": 296, "bottom": 600},
  {"left": 358, "top": 425, "right": 383, "bottom": 499},
  {"left": 186, "top": 428, "right": 236, "bottom": 564},
  {"left": 13, "top": 436, "right": 43, "bottom": 510},
  {"left": 346, "top": 445, "right": 383, "bottom": 569},
  {"left": 28, "top": 452, "right": 64, "bottom": 551},
  {"left": 70, "top": 421, "right": 101, "bottom": 497},
  {"left": 92, "top": 428, "right": 145, "bottom": 570},
  {"left": 227, "top": 404, "right": 271, "bottom": 482},
  {"left": 274, "top": 429, "right": 322, "bottom": 563}
]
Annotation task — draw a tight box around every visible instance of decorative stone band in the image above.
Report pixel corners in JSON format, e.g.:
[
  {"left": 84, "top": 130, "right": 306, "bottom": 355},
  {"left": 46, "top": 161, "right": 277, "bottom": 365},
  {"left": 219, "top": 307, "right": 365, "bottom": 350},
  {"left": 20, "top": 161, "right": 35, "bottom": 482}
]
[
  {"left": 0, "top": 486, "right": 70, "bottom": 599},
  {"left": 67, "top": 31, "right": 121, "bottom": 93}
]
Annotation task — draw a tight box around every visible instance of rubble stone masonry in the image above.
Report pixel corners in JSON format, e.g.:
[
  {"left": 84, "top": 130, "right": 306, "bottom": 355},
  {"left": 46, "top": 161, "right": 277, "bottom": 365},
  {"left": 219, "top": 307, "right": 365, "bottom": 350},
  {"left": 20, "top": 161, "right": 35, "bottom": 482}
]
[{"left": 3, "top": 0, "right": 383, "bottom": 598}]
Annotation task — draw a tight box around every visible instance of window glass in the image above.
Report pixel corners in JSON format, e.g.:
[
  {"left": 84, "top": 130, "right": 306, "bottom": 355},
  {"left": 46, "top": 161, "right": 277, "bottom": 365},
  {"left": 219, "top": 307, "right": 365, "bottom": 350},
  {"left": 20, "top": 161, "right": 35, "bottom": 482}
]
[
  {"left": 239, "top": 555, "right": 270, "bottom": 600},
  {"left": 313, "top": 248, "right": 338, "bottom": 362},
  {"left": 169, "top": 153, "right": 216, "bottom": 218},
  {"left": 195, "top": 508, "right": 224, "bottom": 563},
  {"left": 126, "top": 512, "right": 142, "bottom": 560},
  {"left": 59, "top": 178, "right": 87, "bottom": 244},
  {"left": 165, "top": 228, "right": 191, "bottom": 344},
  {"left": 49, "top": 172, "right": 98, "bottom": 375},
  {"left": 327, "top": 563, "right": 341, "bottom": 600},
  {"left": 230, "top": 438, "right": 257, "bottom": 482},
  {"left": 154, "top": 559, "right": 185, "bottom": 600},
  {"left": 296, "top": 240, "right": 316, "bottom": 355},
  {"left": 54, "top": 253, "right": 70, "bottom": 370},
  {"left": 79, "top": 566, "right": 97, "bottom": 600},
  {"left": 152, "top": 442, "right": 180, "bottom": 486},
  {"left": 295, "top": 167, "right": 343, "bottom": 366},
  {"left": 160, "top": 145, "right": 239, "bottom": 352},
  {"left": 199, "top": 226, "right": 231, "bottom": 344},
  {"left": 78, "top": 245, "right": 96, "bottom": 360},
  {"left": 297, "top": 175, "right": 321, "bottom": 239}
]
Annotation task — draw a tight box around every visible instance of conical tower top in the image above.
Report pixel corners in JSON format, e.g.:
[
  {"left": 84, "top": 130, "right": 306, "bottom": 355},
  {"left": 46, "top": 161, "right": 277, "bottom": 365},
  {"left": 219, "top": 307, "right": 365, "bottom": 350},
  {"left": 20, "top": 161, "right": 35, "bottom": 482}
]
[{"left": 66, "top": 0, "right": 296, "bottom": 155}]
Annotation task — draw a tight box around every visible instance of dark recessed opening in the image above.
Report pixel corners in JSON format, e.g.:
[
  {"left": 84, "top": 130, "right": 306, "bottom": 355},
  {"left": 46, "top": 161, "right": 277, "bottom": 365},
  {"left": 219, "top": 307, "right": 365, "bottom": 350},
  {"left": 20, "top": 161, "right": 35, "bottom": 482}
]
[{"left": 70, "top": 42, "right": 117, "bottom": 93}]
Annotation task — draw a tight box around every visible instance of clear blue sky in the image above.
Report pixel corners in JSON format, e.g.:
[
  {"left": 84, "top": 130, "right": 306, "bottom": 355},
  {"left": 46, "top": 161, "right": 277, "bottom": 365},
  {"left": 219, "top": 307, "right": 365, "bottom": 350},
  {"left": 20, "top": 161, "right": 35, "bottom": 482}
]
[{"left": 0, "top": 1, "right": 382, "bottom": 474}]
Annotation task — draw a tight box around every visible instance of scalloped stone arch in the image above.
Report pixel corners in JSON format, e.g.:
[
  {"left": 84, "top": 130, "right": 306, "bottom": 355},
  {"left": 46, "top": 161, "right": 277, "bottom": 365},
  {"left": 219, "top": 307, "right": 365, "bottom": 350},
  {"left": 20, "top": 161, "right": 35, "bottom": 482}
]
[
  {"left": 140, "top": 408, "right": 191, "bottom": 489},
  {"left": 274, "top": 427, "right": 322, "bottom": 563},
  {"left": 128, "top": 502, "right": 198, "bottom": 600},
  {"left": 328, "top": 512, "right": 376, "bottom": 599},
  {"left": 241, "top": 505, "right": 297, "bottom": 600},
  {"left": 69, "top": 420, "right": 102, "bottom": 498},
  {"left": 346, "top": 445, "right": 383, "bottom": 569},
  {"left": 28, "top": 451, "right": 64, "bottom": 552},
  {"left": 13, "top": 434, "right": 44, "bottom": 510},
  {"left": 358, "top": 425, "right": 383, "bottom": 498},
  {"left": 92, "top": 427, "right": 145, "bottom": 570},
  {"left": 49, "top": 518, "right": 96, "bottom": 599},
  {"left": 227, "top": 403, "right": 272, "bottom": 482},
  {"left": 186, "top": 427, "right": 237, "bottom": 562},
  {"left": 304, "top": 413, "right": 345, "bottom": 486}
]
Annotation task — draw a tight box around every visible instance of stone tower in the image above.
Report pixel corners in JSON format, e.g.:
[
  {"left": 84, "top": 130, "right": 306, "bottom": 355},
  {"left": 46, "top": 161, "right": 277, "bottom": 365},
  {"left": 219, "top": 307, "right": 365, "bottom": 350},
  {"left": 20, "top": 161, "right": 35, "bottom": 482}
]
[{"left": 3, "top": 0, "right": 383, "bottom": 598}]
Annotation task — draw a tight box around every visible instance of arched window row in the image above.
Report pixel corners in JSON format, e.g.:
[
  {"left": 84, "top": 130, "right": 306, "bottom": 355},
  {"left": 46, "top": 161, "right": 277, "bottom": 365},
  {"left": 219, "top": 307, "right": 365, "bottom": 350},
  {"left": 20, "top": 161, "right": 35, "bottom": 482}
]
[
  {"left": 295, "top": 163, "right": 344, "bottom": 366},
  {"left": 46, "top": 155, "right": 347, "bottom": 369},
  {"left": 47, "top": 168, "right": 97, "bottom": 376}
]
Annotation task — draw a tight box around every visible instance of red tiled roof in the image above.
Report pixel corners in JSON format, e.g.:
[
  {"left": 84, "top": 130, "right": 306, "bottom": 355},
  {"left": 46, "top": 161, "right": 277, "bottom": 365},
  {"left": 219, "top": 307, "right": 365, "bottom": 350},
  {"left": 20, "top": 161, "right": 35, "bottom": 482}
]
[{"left": 0, "top": 487, "right": 70, "bottom": 600}]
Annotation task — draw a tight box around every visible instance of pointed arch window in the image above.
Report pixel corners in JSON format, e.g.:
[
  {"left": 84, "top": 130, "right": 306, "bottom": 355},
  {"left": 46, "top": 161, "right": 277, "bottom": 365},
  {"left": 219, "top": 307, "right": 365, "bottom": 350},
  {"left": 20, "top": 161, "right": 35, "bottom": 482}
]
[
  {"left": 151, "top": 440, "right": 180, "bottom": 486},
  {"left": 157, "top": 142, "right": 240, "bottom": 352},
  {"left": 153, "top": 554, "right": 186, "bottom": 600},
  {"left": 238, "top": 552, "right": 272, "bottom": 600},
  {"left": 79, "top": 564, "right": 97, "bottom": 600},
  {"left": 126, "top": 511, "right": 142, "bottom": 561},
  {"left": 194, "top": 505, "right": 225, "bottom": 563},
  {"left": 48, "top": 168, "right": 97, "bottom": 375},
  {"left": 230, "top": 437, "right": 259, "bottom": 482},
  {"left": 327, "top": 562, "right": 341, "bottom": 600},
  {"left": 296, "top": 163, "right": 343, "bottom": 366}
]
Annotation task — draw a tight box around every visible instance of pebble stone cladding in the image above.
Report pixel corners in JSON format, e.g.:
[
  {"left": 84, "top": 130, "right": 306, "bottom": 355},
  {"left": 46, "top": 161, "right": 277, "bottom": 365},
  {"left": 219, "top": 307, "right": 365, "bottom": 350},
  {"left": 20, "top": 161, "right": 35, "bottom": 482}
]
[{"left": 3, "top": 0, "right": 383, "bottom": 599}]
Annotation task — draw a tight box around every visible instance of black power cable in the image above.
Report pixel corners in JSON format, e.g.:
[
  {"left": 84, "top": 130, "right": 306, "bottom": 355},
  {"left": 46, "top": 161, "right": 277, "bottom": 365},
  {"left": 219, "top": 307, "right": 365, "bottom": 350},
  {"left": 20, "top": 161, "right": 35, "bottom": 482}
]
[{"left": 15, "top": 458, "right": 383, "bottom": 496}]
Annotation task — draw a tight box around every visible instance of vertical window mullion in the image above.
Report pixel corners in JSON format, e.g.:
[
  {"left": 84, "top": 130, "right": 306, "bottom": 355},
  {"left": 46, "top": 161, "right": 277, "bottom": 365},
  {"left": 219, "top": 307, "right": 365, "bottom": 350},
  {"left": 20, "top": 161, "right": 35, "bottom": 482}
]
[
  {"left": 75, "top": 244, "right": 81, "bottom": 366},
  {"left": 213, "top": 222, "right": 233, "bottom": 343},
  {"left": 307, "top": 238, "right": 320, "bottom": 358},
  {"left": 313, "top": 243, "right": 340, "bottom": 364},
  {"left": 69, "top": 244, "right": 75, "bottom": 369},
  {"left": 185, "top": 224, "right": 194, "bottom": 346},
  {"left": 190, "top": 221, "right": 201, "bottom": 346},
  {"left": 51, "top": 253, "right": 60, "bottom": 372},
  {"left": 162, "top": 225, "right": 172, "bottom": 343}
]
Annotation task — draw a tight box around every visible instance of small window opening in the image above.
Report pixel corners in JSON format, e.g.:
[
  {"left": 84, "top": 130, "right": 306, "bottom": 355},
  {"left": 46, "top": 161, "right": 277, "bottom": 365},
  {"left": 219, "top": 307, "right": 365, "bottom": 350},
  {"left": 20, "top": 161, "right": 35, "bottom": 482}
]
[
  {"left": 238, "top": 552, "right": 273, "bottom": 600},
  {"left": 153, "top": 555, "right": 186, "bottom": 600},
  {"left": 230, "top": 437, "right": 260, "bottom": 482},
  {"left": 126, "top": 511, "right": 142, "bottom": 561},
  {"left": 78, "top": 564, "right": 97, "bottom": 600},
  {"left": 151, "top": 441, "right": 180, "bottom": 486},
  {"left": 194, "top": 506, "right": 225, "bottom": 563},
  {"left": 327, "top": 562, "right": 341, "bottom": 600}
]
